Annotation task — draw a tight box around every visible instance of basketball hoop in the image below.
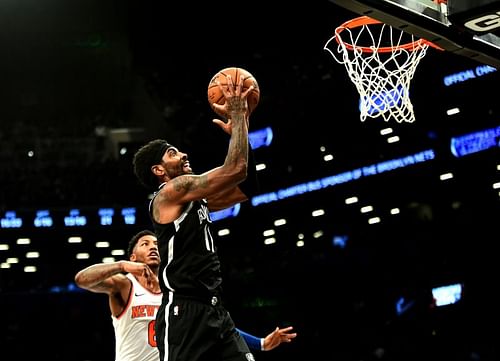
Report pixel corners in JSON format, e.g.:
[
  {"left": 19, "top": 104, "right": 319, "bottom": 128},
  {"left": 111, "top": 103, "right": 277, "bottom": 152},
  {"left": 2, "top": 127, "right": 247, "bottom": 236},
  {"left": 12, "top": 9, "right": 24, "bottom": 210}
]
[{"left": 324, "top": 16, "right": 442, "bottom": 123}]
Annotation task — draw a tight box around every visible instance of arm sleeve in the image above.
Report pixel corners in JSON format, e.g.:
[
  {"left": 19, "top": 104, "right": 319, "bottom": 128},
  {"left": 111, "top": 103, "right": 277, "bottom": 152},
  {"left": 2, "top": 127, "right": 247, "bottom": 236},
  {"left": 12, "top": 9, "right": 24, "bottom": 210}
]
[
  {"left": 237, "top": 146, "right": 260, "bottom": 198},
  {"left": 236, "top": 328, "right": 264, "bottom": 351}
]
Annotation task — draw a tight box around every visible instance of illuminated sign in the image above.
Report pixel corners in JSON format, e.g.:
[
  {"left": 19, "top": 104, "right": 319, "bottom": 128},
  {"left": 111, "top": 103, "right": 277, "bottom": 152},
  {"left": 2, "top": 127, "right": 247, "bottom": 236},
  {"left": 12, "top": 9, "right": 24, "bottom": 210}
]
[
  {"left": 210, "top": 204, "right": 241, "bottom": 222},
  {"left": 252, "top": 149, "right": 436, "bottom": 206},
  {"left": 249, "top": 127, "right": 273, "bottom": 149},
  {"left": 443, "top": 65, "right": 497, "bottom": 86},
  {"left": 121, "top": 207, "right": 136, "bottom": 225},
  {"left": 1, "top": 211, "right": 23, "bottom": 229},
  {"left": 432, "top": 283, "right": 463, "bottom": 307},
  {"left": 98, "top": 208, "right": 114, "bottom": 226},
  {"left": 34, "top": 210, "right": 53, "bottom": 228},
  {"left": 64, "top": 209, "right": 87, "bottom": 227},
  {"left": 450, "top": 125, "right": 500, "bottom": 157}
]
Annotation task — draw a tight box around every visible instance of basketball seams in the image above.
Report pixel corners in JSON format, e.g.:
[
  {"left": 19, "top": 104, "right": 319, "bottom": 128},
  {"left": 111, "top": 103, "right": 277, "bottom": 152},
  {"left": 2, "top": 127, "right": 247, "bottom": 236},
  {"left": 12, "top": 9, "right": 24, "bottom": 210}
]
[{"left": 207, "top": 67, "right": 260, "bottom": 117}]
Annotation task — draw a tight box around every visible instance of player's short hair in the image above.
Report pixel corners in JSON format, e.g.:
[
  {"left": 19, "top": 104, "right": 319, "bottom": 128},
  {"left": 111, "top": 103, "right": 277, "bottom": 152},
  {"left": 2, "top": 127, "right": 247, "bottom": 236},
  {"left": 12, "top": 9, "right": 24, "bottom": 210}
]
[
  {"left": 127, "top": 229, "right": 156, "bottom": 258},
  {"left": 133, "top": 139, "right": 173, "bottom": 190}
]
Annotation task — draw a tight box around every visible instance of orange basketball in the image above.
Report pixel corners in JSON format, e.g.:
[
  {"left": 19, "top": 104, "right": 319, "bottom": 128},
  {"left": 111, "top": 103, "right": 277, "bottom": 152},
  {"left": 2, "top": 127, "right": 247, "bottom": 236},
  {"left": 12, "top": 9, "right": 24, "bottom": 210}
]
[{"left": 207, "top": 67, "right": 260, "bottom": 118}]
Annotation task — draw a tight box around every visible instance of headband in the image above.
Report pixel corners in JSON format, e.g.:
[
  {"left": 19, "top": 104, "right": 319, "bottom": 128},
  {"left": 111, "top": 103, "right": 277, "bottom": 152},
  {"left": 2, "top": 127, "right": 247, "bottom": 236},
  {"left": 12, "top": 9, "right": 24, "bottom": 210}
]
[{"left": 154, "top": 141, "right": 173, "bottom": 164}]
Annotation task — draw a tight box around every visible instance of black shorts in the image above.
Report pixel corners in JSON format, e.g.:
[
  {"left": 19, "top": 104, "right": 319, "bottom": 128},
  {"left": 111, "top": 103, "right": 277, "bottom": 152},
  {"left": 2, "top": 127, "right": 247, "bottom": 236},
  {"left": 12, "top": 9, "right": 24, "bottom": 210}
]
[{"left": 156, "top": 291, "right": 254, "bottom": 361}]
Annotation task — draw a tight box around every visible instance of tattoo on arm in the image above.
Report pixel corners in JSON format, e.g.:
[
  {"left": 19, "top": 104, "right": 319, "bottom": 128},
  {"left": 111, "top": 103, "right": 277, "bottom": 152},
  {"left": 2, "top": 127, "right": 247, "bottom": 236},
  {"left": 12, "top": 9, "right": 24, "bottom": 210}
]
[
  {"left": 225, "top": 114, "right": 248, "bottom": 166},
  {"left": 77, "top": 263, "right": 122, "bottom": 291},
  {"left": 172, "top": 175, "right": 208, "bottom": 193}
]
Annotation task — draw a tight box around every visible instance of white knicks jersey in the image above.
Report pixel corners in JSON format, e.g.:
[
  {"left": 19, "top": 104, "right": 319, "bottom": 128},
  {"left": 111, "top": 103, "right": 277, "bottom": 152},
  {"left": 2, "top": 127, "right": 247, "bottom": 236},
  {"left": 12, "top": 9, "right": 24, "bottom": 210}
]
[{"left": 112, "top": 273, "right": 162, "bottom": 361}]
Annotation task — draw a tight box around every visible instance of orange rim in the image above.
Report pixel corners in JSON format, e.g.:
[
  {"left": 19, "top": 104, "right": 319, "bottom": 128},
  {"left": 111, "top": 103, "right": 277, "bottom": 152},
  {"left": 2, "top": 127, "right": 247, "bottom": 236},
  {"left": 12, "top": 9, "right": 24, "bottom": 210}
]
[{"left": 334, "top": 16, "right": 443, "bottom": 53}]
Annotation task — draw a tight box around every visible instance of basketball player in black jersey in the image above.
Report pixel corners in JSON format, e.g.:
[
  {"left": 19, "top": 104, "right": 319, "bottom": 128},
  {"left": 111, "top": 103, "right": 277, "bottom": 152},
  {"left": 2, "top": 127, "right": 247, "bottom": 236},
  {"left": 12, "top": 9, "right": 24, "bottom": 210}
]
[{"left": 133, "top": 74, "right": 260, "bottom": 361}]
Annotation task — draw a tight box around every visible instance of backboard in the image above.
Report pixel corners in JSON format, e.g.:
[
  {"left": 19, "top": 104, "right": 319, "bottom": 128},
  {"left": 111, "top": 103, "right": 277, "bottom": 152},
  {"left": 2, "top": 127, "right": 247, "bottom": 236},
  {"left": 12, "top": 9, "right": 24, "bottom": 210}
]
[{"left": 328, "top": 0, "right": 500, "bottom": 68}]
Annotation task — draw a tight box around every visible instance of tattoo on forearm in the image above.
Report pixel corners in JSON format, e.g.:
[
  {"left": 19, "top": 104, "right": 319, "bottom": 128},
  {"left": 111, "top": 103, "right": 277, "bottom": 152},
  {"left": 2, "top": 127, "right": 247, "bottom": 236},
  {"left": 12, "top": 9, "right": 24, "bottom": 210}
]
[
  {"left": 80, "top": 264, "right": 119, "bottom": 288},
  {"left": 172, "top": 175, "right": 208, "bottom": 192},
  {"left": 225, "top": 114, "right": 248, "bottom": 166}
]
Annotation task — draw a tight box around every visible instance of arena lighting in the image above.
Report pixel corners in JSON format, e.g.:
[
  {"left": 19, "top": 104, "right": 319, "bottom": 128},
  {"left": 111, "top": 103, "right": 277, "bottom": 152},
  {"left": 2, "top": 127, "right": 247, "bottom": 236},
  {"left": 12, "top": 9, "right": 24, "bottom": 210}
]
[
  {"left": 121, "top": 207, "right": 137, "bottom": 225},
  {"left": 1, "top": 207, "right": 138, "bottom": 230},
  {"left": 98, "top": 208, "right": 114, "bottom": 226},
  {"left": 450, "top": 125, "right": 500, "bottom": 157},
  {"left": 443, "top": 64, "right": 497, "bottom": 86},
  {"left": 249, "top": 127, "right": 273, "bottom": 149},
  {"left": 252, "top": 123, "right": 500, "bottom": 206},
  {"left": 432, "top": 283, "right": 463, "bottom": 307},
  {"left": 64, "top": 209, "right": 87, "bottom": 227},
  {"left": 252, "top": 149, "right": 436, "bottom": 206},
  {"left": 395, "top": 297, "right": 415, "bottom": 316},
  {"left": 1, "top": 211, "right": 23, "bottom": 228},
  {"left": 1, "top": 125, "right": 497, "bottom": 227},
  {"left": 2, "top": 149, "right": 435, "bottom": 228},
  {"left": 34, "top": 210, "right": 53, "bottom": 227},
  {"left": 210, "top": 204, "right": 240, "bottom": 222},
  {"left": 332, "top": 235, "right": 348, "bottom": 248}
]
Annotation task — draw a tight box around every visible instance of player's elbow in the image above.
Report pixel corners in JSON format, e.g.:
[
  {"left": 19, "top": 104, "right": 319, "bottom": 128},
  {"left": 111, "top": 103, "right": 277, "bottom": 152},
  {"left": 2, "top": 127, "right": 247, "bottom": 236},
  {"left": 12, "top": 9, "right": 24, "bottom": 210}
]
[
  {"left": 74, "top": 271, "right": 88, "bottom": 288},
  {"left": 74, "top": 272, "right": 83, "bottom": 286},
  {"left": 222, "top": 158, "right": 248, "bottom": 184}
]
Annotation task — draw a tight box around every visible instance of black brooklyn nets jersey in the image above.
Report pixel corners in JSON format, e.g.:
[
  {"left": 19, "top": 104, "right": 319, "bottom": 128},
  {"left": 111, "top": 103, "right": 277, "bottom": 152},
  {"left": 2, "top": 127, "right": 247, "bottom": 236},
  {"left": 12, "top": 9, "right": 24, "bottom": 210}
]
[{"left": 150, "top": 186, "right": 223, "bottom": 297}]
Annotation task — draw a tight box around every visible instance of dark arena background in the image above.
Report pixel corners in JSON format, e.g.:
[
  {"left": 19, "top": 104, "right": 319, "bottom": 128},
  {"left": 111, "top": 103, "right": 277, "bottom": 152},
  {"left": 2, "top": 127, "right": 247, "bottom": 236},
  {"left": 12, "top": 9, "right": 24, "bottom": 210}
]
[{"left": 1, "top": 1, "right": 499, "bottom": 360}]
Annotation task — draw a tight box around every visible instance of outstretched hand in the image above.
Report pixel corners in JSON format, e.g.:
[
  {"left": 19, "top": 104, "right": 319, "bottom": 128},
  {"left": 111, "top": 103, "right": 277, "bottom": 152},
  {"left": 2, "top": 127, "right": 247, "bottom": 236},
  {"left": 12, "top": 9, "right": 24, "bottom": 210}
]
[{"left": 263, "top": 326, "right": 297, "bottom": 351}]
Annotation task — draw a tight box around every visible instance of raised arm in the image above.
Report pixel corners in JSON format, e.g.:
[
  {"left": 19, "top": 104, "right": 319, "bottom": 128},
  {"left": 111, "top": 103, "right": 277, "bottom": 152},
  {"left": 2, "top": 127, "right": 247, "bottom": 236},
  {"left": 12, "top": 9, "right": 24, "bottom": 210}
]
[
  {"left": 153, "top": 75, "right": 252, "bottom": 215},
  {"left": 207, "top": 115, "right": 259, "bottom": 211},
  {"left": 74, "top": 261, "right": 156, "bottom": 316}
]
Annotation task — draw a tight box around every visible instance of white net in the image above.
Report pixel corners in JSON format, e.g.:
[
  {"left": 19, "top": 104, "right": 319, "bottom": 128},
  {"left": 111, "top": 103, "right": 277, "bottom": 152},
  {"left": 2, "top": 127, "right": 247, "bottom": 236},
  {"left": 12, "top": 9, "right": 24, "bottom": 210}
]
[{"left": 324, "top": 16, "right": 432, "bottom": 123}]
